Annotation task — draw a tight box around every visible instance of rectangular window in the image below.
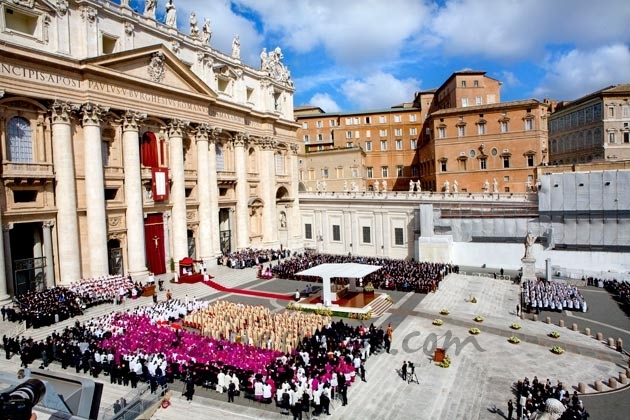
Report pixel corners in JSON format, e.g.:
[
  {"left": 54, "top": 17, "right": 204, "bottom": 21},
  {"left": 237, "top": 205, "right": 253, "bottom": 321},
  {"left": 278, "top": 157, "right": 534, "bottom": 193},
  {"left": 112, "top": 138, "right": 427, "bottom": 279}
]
[
  {"left": 302, "top": 122, "right": 308, "bottom": 129},
  {"left": 475, "top": 96, "right": 482, "bottom": 105},
  {"left": 397, "top": 165, "right": 404, "bottom": 176},
  {"left": 473, "top": 80, "right": 479, "bottom": 87},
  {"left": 321, "top": 168, "right": 328, "bottom": 178},
  {"left": 394, "top": 227, "right": 404, "bottom": 245},
  {"left": 332, "top": 225, "right": 341, "bottom": 241},
  {"left": 477, "top": 123, "right": 486, "bottom": 135},
  {"left": 365, "top": 141, "right": 373, "bottom": 151},
  {"left": 461, "top": 97, "right": 468, "bottom": 107},
  {"left": 303, "top": 134, "right": 310, "bottom": 142},
  {"left": 409, "top": 128, "right": 417, "bottom": 135},
  {"left": 608, "top": 107, "right": 615, "bottom": 118},
  {"left": 305, "top": 223, "right": 312, "bottom": 239},
  {"left": 381, "top": 166, "right": 388, "bottom": 177},
  {"left": 365, "top": 116, "right": 372, "bottom": 124},
  {"left": 500, "top": 121, "right": 509, "bottom": 133},
  {"left": 412, "top": 165, "right": 419, "bottom": 177},
  {"left": 316, "top": 120, "right": 323, "bottom": 128},
  {"left": 461, "top": 80, "right": 467, "bottom": 88},
  {"left": 317, "top": 134, "right": 323, "bottom": 141},
  {"left": 394, "top": 115, "right": 402, "bottom": 123},
  {"left": 275, "top": 153, "right": 284, "bottom": 174},
  {"left": 409, "top": 114, "right": 417, "bottom": 122},
  {"left": 345, "top": 142, "right": 353, "bottom": 148},
  {"left": 366, "top": 167, "right": 373, "bottom": 178},
  {"left": 480, "top": 158, "right": 487, "bottom": 170},
  {"left": 395, "top": 140, "right": 403, "bottom": 150},
  {"left": 379, "top": 129, "right": 387, "bottom": 137},
  {"left": 329, "top": 119, "right": 337, "bottom": 127},
  {"left": 441, "top": 161, "right": 447, "bottom": 172},
  {"left": 527, "top": 155, "right": 535, "bottom": 167},
  {"left": 353, "top": 117, "right": 360, "bottom": 124},
  {"left": 394, "top": 128, "right": 403, "bottom": 136},
  {"left": 346, "top": 131, "right": 352, "bottom": 139},
  {"left": 525, "top": 119, "right": 533, "bottom": 131},
  {"left": 410, "top": 139, "right": 417, "bottom": 149},
  {"left": 379, "top": 116, "right": 387, "bottom": 123},
  {"left": 438, "top": 127, "right": 446, "bottom": 138},
  {"left": 355, "top": 130, "right": 360, "bottom": 138},
  {"left": 608, "top": 132, "right": 615, "bottom": 143},
  {"left": 457, "top": 126, "right": 465, "bottom": 137},
  {"left": 13, "top": 190, "right": 38, "bottom": 203},
  {"left": 503, "top": 157, "right": 510, "bottom": 168},
  {"left": 351, "top": 168, "right": 358, "bottom": 177},
  {"left": 380, "top": 140, "right": 387, "bottom": 150},
  {"left": 365, "top": 130, "right": 371, "bottom": 138},
  {"left": 362, "top": 226, "right": 371, "bottom": 244},
  {"left": 624, "top": 132, "right": 629, "bottom": 143}
]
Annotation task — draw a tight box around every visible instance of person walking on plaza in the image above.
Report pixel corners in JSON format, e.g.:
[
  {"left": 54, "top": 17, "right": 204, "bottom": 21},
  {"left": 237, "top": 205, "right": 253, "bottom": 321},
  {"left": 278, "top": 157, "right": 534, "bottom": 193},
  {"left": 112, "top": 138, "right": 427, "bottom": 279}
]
[
  {"left": 401, "top": 361, "right": 407, "bottom": 381},
  {"left": 508, "top": 399, "right": 514, "bottom": 420}
]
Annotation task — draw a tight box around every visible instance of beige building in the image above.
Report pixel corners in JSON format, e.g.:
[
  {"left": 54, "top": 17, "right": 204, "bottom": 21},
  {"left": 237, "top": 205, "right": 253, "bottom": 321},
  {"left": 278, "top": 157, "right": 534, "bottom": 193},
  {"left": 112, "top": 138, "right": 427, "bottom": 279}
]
[
  {"left": 548, "top": 84, "right": 630, "bottom": 164},
  {"left": 296, "top": 104, "right": 426, "bottom": 192},
  {"left": 0, "top": 0, "right": 300, "bottom": 297},
  {"left": 417, "top": 71, "right": 549, "bottom": 192}
]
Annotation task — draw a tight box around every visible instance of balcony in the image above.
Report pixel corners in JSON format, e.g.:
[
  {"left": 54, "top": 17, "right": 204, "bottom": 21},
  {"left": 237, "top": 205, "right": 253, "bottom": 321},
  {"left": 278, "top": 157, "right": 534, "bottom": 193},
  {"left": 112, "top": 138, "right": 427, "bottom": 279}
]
[{"left": 2, "top": 161, "right": 54, "bottom": 184}]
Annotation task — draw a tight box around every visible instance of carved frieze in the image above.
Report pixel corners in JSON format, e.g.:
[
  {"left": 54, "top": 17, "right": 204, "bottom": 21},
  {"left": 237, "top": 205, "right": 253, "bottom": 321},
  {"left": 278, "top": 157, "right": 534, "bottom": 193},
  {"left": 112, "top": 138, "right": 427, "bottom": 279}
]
[{"left": 148, "top": 51, "right": 166, "bottom": 83}]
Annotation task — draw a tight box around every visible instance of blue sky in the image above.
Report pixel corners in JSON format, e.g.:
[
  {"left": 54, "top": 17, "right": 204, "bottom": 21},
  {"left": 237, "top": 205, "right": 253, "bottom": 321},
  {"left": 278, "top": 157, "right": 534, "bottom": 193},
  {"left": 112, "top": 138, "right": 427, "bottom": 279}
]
[{"left": 127, "top": 0, "right": 630, "bottom": 112}]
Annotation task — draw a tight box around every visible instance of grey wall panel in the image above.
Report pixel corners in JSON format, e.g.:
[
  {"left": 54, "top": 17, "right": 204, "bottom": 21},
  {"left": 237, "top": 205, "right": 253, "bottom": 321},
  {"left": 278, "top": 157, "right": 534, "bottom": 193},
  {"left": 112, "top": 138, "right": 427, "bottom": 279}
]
[
  {"left": 576, "top": 218, "right": 591, "bottom": 245},
  {"left": 602, "top": 170, "right": 618, "bottom": 210},
  {"left": 563, "top": 173, "right": 577, "bottom": 211},
  {"left": 590, "top": 220, "right": 604, "bottom": 246},
  {"left": 616, "top": 171, "right": 630, "bottom": 210},
  {"left": 575, "top": 172, "right": 590, "bottom": 211},
  {"left": 588, "top": 171, "right": 604, "bottom": 211},
  {"left": 550, "top": 173, "right": 565, "bottom": 211},
  {"left": 564, "top": 219, "right": 577, "bottom": 245}
]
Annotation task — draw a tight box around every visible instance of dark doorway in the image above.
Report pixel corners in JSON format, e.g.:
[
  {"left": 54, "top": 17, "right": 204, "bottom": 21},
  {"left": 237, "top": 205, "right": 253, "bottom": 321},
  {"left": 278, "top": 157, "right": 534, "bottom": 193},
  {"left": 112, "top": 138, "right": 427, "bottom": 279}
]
[
  {"left": 108, "top": 239, "right": 123, "bottom": 275},
  {"left": 10, "top": 222, "right": 46, "bottom": 296}
]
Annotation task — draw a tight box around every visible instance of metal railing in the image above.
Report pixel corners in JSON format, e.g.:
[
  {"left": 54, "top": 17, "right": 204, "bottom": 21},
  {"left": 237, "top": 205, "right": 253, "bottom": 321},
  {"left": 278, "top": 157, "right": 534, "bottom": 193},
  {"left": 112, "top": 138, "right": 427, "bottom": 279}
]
[{"left": 99, "top": 383, "right": 167, "bottom": 420}]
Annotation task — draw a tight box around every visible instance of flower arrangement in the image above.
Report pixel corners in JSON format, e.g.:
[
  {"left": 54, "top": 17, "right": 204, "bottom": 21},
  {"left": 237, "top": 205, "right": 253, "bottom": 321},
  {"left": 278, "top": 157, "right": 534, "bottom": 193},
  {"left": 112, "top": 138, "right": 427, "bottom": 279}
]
[
  {"left": 473, "top": 315, "right": 484, "bottom": 322},
  {"left": 471, "top": 297, "right": 477, "bottom": 303},
  {"left": 511, "top": 323, "right": 522, "bottom": 330},
  {"left": 360, "top": 311, "right": 372, "bottom": 321},
  {"left": 551, "top": 346, "right": 565, "bottom": 355},
  {"left": 548, "top": 331, "right": 560, "bottom": 339},
  {"left": 440, "top": 308, "right": 450, "bottom": 316},
  {"left": 438, "top": 354, "right": 451, "bottom": 368},
  {"left": 433, "top": 319, "right": 444, "bottom": 326},
  {"left": 316, "top": 307, "right": 333, "bottom": 317},
  {"left": 385, "top": 295, "right": 393, "bottom": 303},
  {"left": 287, "top": 302, "right": 301, "bottom": 311},
  {"left": 364, "top": 282, "right": 375, "bottom": 292},
  {"left": 508, "top": 336, "right": 521, "bottom": 344},
  {"left": 469, "top": 327, "right": 481, "bottom": 335}
]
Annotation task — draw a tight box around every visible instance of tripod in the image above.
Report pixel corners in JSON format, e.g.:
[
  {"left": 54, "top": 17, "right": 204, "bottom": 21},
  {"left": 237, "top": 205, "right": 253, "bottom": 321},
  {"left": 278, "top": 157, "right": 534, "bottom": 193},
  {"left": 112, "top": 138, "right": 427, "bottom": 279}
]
[{"left": 407, "top": 368, "right": 419, "bottom": 384}]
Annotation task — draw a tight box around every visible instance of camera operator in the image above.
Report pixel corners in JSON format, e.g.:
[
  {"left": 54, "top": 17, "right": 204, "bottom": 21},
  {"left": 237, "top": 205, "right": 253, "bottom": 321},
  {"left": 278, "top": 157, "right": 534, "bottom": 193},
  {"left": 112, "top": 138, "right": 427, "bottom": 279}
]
[{"left": 1, "top": 378, "right": 46, "bottom": 420}]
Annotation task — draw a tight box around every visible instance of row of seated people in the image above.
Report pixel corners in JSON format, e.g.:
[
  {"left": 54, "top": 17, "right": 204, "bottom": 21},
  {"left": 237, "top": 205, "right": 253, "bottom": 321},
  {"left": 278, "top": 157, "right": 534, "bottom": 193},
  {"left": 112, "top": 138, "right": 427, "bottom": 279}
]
[
  {"left": 603, "top": 279, "right": 630, "bottom": 315},
  {"left": 271, "top": 252, "right": 455, "bottom": 293},
  {"left": 2, "top": 297, "right": 380, "bottom": 416},
  {"left": 513, "top": 376, "right": 590, "bottom": 420},
  {"left": 522, "top": 279, "right": 588, "bottom": 313},
  {"left": 219, "top": 248, "right": 292, "bottom": 269}
]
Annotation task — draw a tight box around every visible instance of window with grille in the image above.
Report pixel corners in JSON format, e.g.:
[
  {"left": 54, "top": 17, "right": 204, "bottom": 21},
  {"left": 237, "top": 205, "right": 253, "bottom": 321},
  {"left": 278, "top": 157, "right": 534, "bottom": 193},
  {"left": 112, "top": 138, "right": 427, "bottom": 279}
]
[
  {"left": 362, "top": 226, "right": 371, "bottom": 243},
  {"left": 7, "top": 116, "right": 33, "bottom": 162},
  {"left": 305, "top": 224, "right": 312, "bottom": 239},
  {"left": 332, "top": 225, "right": 341, "bottom": 241},
  {"left": 216, "top": 143, "right": 224, "bottom": 170},
  {"left": 394, "top": 228, "right": 404, "bottom": 245}
]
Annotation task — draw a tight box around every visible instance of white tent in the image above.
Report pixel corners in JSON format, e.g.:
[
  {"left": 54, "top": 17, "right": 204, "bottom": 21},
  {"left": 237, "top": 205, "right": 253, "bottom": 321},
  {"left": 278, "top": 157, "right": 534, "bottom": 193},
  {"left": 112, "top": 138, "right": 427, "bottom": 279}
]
[{"left": 297, "top": 263, "right": 382, "bottom": 306}]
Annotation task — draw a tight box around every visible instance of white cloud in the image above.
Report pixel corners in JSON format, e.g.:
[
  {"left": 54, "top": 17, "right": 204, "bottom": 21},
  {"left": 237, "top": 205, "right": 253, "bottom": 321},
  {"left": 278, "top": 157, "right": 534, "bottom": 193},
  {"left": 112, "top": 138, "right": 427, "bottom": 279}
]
[
  {"left": 341, "top": 72, "right": 422, "bottom": 109},
  {"left": 532, "top": 44, "right": 630, "bottom": 101},
  {"left": 309, "top": 93, "right": 341, "bottom": 113}
]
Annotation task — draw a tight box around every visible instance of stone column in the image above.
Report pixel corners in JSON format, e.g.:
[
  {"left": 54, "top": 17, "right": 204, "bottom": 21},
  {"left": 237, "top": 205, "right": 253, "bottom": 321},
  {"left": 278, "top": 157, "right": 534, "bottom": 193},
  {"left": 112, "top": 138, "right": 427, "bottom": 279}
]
[
  {"left": 233, "top": 133, "right": 249, "bottom": 249},
  {"left": 51, "top": 101, "right": 81, "bottom": 283},
  {"left": 194, "top": 124, "right": 212, "bottom": 265},
  {"left": 0, "top": 223, "right": 10, "bottom": 300},
  {"left": 121, "top": 111, "right": 148, "bottom": 278},
  {"left": 163, "top": 212, "right": 171, "bottom": 271},
  {"left": 168, "top": 120, "right": 189, "bottom": 272},
  {"left": 259, "top": 137, "right": 277, "bottom": 244},
  {"left": 81, "top": 102, "right": 110, "bottom": 277},
  {"left": 288, "top": 144, "right": 301, "bottom": 248},
  {"left": 42, "top": 221, "right": 55, "bottom": 289},
  {"left": 208, "top": 129, "right": 222, "bottom": 263}
]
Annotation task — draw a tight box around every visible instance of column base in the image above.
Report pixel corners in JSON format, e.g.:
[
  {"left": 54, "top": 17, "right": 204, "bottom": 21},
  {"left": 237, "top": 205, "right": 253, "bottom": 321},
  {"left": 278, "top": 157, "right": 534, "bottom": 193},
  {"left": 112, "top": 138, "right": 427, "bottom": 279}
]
[{"left": 127, "top": 269, "right": 150, "bottom": 282}]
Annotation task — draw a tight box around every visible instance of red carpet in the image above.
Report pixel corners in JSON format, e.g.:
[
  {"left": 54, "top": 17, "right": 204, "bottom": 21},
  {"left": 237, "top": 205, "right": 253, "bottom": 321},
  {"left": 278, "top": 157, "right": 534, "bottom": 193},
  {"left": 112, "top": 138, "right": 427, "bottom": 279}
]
[{"left": 204, "top": 279, "right": 294, "bottom": 301}]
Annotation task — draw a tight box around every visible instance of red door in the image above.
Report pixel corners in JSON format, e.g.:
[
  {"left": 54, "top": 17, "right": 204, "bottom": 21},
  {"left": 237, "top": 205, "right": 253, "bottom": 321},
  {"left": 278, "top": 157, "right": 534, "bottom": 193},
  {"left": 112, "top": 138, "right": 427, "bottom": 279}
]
[{"left": 144, "top": 213, "right": 166, "bottom": 274}]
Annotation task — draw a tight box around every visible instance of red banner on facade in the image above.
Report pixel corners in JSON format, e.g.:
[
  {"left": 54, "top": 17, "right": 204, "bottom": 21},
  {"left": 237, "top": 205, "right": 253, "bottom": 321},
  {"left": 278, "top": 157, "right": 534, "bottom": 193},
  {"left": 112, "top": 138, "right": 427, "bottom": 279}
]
[{"left": 152, "top": 167, "right": 169, "bottom": 201}]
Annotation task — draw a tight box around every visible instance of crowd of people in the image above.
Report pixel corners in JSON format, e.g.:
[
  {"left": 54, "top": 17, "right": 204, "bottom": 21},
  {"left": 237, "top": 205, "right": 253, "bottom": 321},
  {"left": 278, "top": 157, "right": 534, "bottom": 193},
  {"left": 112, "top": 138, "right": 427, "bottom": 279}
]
[
  {"left": 219, "top": 248, "right": 291, "bottom": 269},
  {"left": 510, "top": 376, "right": 590, "bottom": 419},
  {"left": 522, "top": 279, "right": 588, "bottom": 314},
  {"left": 271, "top": 253, "right": 455, "bottom": 294},
  {"left": 1, "top": 289, "right": 389, "bottom": 418},
  {"left": 183, "top": 301, "right": 331, "bottom": 353},
  {"left": 603, "top": 279, "right": 630, "bottom": 315}
]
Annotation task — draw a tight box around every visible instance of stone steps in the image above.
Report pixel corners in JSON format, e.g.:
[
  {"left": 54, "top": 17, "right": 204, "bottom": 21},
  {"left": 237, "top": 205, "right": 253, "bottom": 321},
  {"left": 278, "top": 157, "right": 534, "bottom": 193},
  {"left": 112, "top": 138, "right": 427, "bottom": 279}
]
[{"left": 369, "top": 295, "right": 393, "bottom": 317}]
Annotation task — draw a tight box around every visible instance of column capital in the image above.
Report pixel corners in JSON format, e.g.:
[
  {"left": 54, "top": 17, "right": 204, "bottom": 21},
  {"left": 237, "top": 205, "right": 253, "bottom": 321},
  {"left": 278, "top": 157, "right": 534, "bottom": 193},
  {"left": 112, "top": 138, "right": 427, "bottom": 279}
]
[
  {"left": 257, "top": 136, "right": 277, "bottom": 151},
  {"left": 193, "top": 123, "right": 211, "bottom": 142},
  {"left": 43, "top": 220, "right": 55, "bottom": 229},
  {"left": 290, "top": 143, "right": 300, "bottom": 155},
  {"left": 167, "top": 119, "right": 189, "bottom": 138},
  {"left": 2, "top": 223, "right": 13, "bottom": 232},
  {"left": 120, "top": 111, "right": 146, "bottom": 132},
  {"left": 232, "top": 132, "right": 249, "bottom": 147},
  {"left": 77, "top": 102, "right": 109, "bottom": 127},
  {"left": 50, "top": 100, "right": 74, "bottom": 124}
]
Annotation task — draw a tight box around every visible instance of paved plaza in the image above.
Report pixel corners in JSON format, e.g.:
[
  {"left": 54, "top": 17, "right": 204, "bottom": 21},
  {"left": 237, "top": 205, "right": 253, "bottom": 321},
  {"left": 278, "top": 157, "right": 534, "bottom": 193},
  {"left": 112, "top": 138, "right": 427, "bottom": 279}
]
[{"left": 1, "top": 265, "right": 629, "bottom": 420}]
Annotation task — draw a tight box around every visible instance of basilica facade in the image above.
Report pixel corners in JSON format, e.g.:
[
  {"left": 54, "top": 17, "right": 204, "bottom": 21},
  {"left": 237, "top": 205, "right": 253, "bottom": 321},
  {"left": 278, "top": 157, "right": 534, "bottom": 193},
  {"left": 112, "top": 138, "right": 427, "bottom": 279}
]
[{"left": 0, "top": 0, "right": 300, "bottom": 297}]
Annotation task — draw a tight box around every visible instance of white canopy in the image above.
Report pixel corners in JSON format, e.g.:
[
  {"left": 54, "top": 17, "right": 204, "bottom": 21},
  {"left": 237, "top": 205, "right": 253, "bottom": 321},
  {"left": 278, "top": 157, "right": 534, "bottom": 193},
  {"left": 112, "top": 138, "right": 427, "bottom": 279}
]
[
  {"left": 297, "top": 263, "right": 381, "bottom": 279},
  {"left": 297, "top": 263, "right": 382, "bottom": 307}
]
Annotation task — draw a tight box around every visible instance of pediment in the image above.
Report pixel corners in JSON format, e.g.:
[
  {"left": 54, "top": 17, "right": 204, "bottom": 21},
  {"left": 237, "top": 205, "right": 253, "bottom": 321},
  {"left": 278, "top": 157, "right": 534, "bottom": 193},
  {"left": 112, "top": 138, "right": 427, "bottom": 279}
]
[{"left": 82, "top": 45, "right": 216, "bottom": 98}]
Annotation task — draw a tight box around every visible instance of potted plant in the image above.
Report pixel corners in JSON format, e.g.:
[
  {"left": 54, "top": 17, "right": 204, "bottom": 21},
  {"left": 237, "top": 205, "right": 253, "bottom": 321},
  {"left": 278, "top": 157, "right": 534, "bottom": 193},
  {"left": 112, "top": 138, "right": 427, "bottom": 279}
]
[
  {"left": 510, "top": 323, "right": 522, "bottom": 330},
  {"left": 440, "top": 308, "right": 450, "bottom": 316},
  {"left": 469, "top": 327, "right": 481, "bottom": 335},
  {"left": 363, "top": 282, "right": 375, "bottom": 293},
  {"left": 549, "top": 331, "right": 560, "bottom": 339},
  {"left": 551, "top": 346, "right": 564, "bottom": 355},
  {"left": 438, "top": 354, "right": 451, "bottom": 368},
  {"left": 473, "top": 315, "right": 484, "bottom": 323},
  {"left": 433, "top": 319, "right": 444, "bottom": 326},
  {"left": 508, "top": 336, "right": 521, "bottom": 344}
]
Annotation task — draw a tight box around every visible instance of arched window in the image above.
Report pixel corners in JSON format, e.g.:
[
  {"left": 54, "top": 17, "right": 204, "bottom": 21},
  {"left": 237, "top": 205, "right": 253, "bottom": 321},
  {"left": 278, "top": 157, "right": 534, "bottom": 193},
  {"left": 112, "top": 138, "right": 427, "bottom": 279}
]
[
  {"left": 248, "top": 147, "right": 257, "bottom": 173},
  {"left": 7, "top": 116, "right": 33, "bottom": 162},
  {"left": 216, "top": 143, "right": 224, "bottom": 170}
]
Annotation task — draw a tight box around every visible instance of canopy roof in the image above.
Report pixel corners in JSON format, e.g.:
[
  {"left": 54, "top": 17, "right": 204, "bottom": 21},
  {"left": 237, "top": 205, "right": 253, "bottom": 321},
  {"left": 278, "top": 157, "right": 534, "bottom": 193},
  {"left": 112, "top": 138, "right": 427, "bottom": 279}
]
[{"left": 296, "top": 263, "right": 381, "bottom": 279}]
